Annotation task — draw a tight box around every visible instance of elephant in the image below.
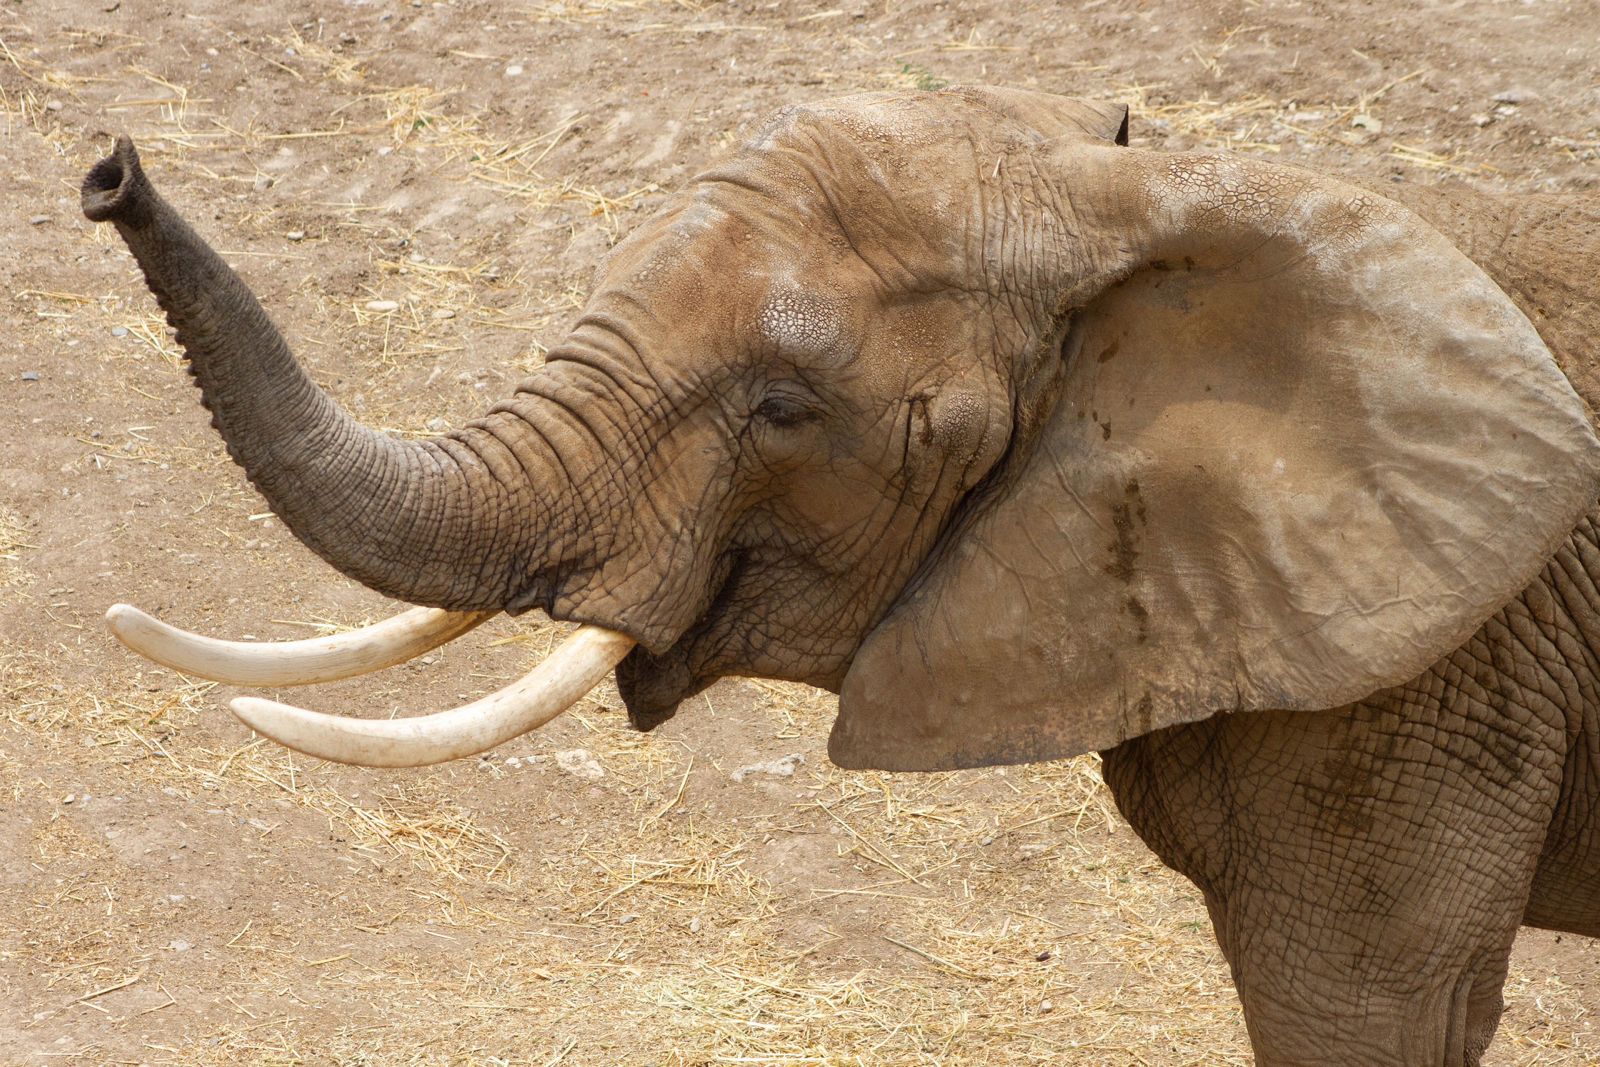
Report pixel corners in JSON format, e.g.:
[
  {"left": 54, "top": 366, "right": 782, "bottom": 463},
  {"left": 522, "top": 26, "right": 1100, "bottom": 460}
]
[{"left": 83, "top": 86, "right": 1600, "bottom": 1066}]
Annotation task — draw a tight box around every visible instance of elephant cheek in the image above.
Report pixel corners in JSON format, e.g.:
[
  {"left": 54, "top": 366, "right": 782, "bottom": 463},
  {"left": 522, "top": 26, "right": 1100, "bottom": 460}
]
[{"left": 616, "top": 645, "right": 697, "bottom": 731}]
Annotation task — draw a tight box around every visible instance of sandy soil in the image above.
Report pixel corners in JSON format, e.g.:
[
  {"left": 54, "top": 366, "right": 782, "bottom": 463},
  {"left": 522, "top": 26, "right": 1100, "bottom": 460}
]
[{"left": 2, "top": 1, "right": 1598, "bottom": 1064}]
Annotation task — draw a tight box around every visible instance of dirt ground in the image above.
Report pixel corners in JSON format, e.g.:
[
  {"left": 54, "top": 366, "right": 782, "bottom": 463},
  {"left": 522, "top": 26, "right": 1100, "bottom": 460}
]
[{"left": 3, "top": 0, "right": 1599, "bottom": 1064}]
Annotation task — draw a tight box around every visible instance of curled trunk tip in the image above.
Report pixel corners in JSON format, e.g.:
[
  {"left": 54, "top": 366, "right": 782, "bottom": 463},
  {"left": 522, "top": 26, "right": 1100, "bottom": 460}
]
[{"left": 82, "top": 135, "right": 152, "bottom": 226}]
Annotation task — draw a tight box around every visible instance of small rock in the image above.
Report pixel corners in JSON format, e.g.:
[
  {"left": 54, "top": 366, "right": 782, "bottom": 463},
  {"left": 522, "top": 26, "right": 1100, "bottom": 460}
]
[
  {"left": 45, "top": 99, "right": 63, "bottom": 112},
  {"left": 252, "top": 174, "right": 274, "bottom": 192},
  {"left": 111, "top": 326, "right": 128, "bottom": 337},
  {"left": 62, "top": 794, "right": 75, "bottom": 804},
  {"left": 1350, "top": 113, "right": 1383, "bottom": 134},
  {"left": 29, "top": 214, "right": 48, "bottom": 225},
  {"left": 426, "top": 417, "right": 448, "bottom": 432},
  {"left": 616, "top": 913, "right": 637, "bottom": 925},
  {"left": 21, "top": 371, "right": 40, "bottom": 382},
  {"left": 505, "top": 64, "right": 525, "bottom": 77},
  {"left": 1491, "top": 88, "right": 1536, "bottom": 105},
  {"left": 168, "top": 939, "right": 191, "bottom": 952},
  {"left": 285, "top": 230, "right": 305, "bottom": 241},
  {"left": 505, "top": 756, "right": 522, "bottom": 768},
  {"left": 432, "top": 308, "right": 455, "bottom": 320},
  {"left": 1471, "top": 112, "right": 1494, "bottom": 128},
  {"left": 377, "top": 146, "right": 393, "bottom": 157},
  {"left": 365, "top": 299, "right": 400, "bottom": 312},
  {"left": 731, "top": 753, "right": 804, "bottom": 782},
  {"left": 689, "top": 916, "right": 701, "bottom": 934},
  {"left": 1040, "top": 999, "right": 1054, "bottom": 1013},
  {"left": 555, "top": 748, "right": 605, "bottom": 780}
]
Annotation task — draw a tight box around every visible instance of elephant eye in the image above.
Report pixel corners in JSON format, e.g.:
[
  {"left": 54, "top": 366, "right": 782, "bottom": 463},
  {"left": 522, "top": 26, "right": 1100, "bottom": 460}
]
[{"left": 754, "top": 393, "right": 817, "bottom": 428}]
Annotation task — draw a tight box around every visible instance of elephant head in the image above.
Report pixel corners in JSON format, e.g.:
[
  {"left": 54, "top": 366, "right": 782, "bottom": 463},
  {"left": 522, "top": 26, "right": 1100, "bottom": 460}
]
[{"left": 86, "top": 87, "right": 1600, "bottom": 769}]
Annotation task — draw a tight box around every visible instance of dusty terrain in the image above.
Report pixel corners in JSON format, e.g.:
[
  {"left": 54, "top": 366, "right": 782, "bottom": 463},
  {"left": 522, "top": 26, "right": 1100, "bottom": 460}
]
[{"left": 3, "top": 1, "right": 1599, "bottom": 1064}]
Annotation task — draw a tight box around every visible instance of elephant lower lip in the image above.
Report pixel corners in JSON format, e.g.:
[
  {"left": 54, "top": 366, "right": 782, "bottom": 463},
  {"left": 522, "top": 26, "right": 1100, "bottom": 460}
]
[
  {"left": 616, "top": 642, "right": 698, "bottom": 731},
  {"left": 612, "top": 549, "right": 748, "bottom": 730}
]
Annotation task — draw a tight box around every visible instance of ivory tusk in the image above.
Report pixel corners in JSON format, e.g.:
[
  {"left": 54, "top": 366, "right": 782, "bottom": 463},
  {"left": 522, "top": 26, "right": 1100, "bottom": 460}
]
[
  {"left": 229, "top": 625, "right": 636, "bottom": 767},
  {"left": 105, "top": 603, "right": 498, "bottom": 686}
]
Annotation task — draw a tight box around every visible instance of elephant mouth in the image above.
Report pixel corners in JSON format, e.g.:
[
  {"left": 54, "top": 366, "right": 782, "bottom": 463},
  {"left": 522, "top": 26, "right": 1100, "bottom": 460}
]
[
  {"left": 615, "top": 644, "right": 700, "bottom": 731},
  {"left": 613, "top": 546, "right": 753, "bottom": 731}
]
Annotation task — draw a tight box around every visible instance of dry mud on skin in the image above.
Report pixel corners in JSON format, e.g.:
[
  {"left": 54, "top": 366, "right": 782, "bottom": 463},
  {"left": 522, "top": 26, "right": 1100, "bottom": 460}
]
[{"left": 2, "top": 1, "right": 1599, "bottom": 1064}]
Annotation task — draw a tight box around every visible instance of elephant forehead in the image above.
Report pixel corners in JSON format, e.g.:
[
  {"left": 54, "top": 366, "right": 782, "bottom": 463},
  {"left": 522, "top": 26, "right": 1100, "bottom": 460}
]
[
  {"left": 727, "top": 98, "right": 996, "bottom": 224},
  {"left": 749, "top": 93, "right": 949, "bottom": 156},
  {"left": 759, "top": 291, "right": 846, "bottom": 355}
]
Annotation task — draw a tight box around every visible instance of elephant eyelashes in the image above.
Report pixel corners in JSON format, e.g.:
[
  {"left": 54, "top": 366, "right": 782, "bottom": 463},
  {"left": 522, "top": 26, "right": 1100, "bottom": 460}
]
[{"left": 753, "top": 394, "right": 818, "bottom": 428}]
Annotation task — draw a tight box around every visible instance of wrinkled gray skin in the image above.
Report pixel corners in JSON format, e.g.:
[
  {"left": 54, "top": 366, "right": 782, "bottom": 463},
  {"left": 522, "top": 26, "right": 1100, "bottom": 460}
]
[
  {"left": 84, "top": 87, "right": 1600, "bottom": 1066},
  {"left": 1106, "top": 518, "right": 1600, "bottom": 1063},
  {"left": 1108, "top": 191, "right": 1600, "bottom": 1065}
]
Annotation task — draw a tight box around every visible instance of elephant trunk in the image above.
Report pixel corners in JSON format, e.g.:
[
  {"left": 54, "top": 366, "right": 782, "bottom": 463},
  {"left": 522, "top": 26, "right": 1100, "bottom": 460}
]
[{"left": 82, "top": 137, "right": 553, "bottom": 611}]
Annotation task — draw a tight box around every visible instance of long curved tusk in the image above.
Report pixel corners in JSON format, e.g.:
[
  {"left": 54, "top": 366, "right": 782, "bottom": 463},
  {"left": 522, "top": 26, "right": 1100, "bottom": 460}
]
[
  {"left": 105, "top": 603, "right": 498, "bottom": 686},
  {"left": 229, "top": 625, "right": 636, "bottom": 767}
]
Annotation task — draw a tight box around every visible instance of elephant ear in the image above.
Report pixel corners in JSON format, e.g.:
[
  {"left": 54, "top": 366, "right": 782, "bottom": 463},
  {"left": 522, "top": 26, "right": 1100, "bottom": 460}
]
[{"left": 833, "top": 147, "right": 1600, "bottom": 771}]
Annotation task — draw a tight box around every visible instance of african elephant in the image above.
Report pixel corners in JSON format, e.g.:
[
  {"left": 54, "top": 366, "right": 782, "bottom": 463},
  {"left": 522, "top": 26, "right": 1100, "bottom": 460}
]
[{"left": 84, "top": 87, "right": 1600, "bottom": 1066}]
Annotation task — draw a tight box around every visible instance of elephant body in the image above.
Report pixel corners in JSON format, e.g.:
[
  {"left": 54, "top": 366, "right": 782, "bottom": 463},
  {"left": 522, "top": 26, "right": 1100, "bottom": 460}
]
[{"left": 1106, "top": 507, "right": 1600, "bottom": 1065}]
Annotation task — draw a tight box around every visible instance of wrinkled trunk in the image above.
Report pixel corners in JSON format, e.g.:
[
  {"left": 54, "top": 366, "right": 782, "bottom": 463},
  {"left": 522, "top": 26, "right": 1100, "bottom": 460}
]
[{"left": 82, "top": 137, "right": 564, "bottom": 611}]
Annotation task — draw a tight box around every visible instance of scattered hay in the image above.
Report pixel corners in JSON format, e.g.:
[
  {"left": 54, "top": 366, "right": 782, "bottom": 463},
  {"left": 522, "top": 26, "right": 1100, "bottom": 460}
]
[
  {"left": 1114, "top": 82, "right": 1287, "bottom": 153},
  {"left": 1388, "top": 141, "right": 1498, "bottom": 176},
  {"left": 1113, "top": 69, "right": 1497, "bottom": 171},
  {"left": 528, "top": 0, "right": 708, "bottom": 23},
  {"left": 1, "top": 645, "right": 514, "bottom": 883},
  {"left": 0, "top": 505, "right": 35, "bottom": 587}
]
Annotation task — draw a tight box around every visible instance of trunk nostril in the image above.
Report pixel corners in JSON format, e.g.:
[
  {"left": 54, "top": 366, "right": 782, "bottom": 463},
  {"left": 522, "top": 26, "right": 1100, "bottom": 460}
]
[
  {"left": 83, "top": 157, "right": 124, "bottom": 196},
  {"left": 81, "top": 136, "right": 145, "bottom": 224}
]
